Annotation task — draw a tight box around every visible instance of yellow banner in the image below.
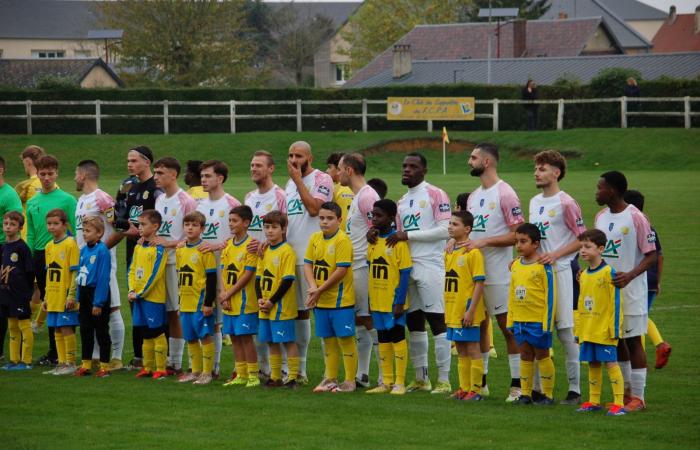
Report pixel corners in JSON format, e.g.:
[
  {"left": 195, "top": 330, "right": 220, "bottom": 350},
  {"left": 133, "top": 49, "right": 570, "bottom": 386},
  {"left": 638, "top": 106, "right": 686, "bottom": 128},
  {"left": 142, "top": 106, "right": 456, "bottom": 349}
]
[{"left": 387, "top": 97, "right": 475, "bottom": 121}]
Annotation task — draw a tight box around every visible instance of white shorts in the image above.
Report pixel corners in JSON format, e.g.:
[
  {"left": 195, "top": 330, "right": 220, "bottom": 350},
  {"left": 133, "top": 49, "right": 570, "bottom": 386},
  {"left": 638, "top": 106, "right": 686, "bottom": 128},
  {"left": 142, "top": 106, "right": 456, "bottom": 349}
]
[
  {"left": 109, "top": 266, "right": 121, "bottom": 308},
  {"left": 294, "top": 265, "right": 310, "bottom": 311},
  {"left": 554, "top": 268, "right": 574, "bottom": 330},
  {"left": 622, "top": 314, "right": 648, "bottom": 338},
  {"left": 165, "top": 264, "right": 179, "bottom": 312},
  {"left": 353, "top": 266, "right": 369, "bottom": 317},
  {"left": 483, "top": 284, "right": 509, "bottom": 316},
  {"left": 407, "top": 263, "right": 444, "bottom": 314}
]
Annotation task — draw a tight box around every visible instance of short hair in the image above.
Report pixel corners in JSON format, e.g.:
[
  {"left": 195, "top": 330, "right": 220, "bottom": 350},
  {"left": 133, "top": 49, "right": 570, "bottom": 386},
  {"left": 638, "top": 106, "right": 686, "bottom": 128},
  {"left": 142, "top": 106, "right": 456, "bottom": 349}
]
[
  {"left": 139, "top": 209, "right": 162, "bottom": 226},
  {"left": 154, "top": 157, "right": 181, "bottom": 176},
  {"left": 373, "top": 199, "right": 397, "bottom": 218},
  {"left": 183, "top": 210, "right": 206, "bottom": 227},
  {"left": 578, "top": 229, "right": 607, "bottom": 247},
  {"left": 263, "top": 210, "right": 287, "bottom": 228},
  {"left": 601, "top": 171, "right": 627, "bottom": 195},
  {"left": 534, "top": 150, "right": 567, "bottom": 181},
  {"left": 253, "top": 150, "right": 274, "bottom": 166},
  {"left": 367, "top": 178, "right": 387, "bottom": 199},
  {"left": 230, "top": 205, "right": 253, "bottom": 223},
  {"left": 341, "top": 153, "right": 366, "bottom": 176},
  {"left": 405, "top": 152, "right": 427, "bottom": 168},
  {"left": 46, "top": 208, "right": 68, "bottom": 223},
  {"left": 455, "top": 192, "right": 470, "bottom": 211},
  {"left": 623, "top": 189, "right": 644, "bottom": 212},
  {"left": 475, "top": 143, "right": 499, "bottom": 162},
  {"left": 186, "top": 160, "right": 203, "bottom": 174},
  {"left": 320, "top": 202, "right": 342, "bottom": 219},
  {"left": 77, "top": 160, "right": 100, "bottom": 180},
  {"left": 21, "top": 145, "right": 45, "bottom": 162},
  {"left": 81, "top": 216, "right": 105, "bottom": 235},
  {"left": 200, "top": 160, "right": 229, "bottom": 183},
  {"left": 3, "top": 211, "right": 24, "bottom": 227},
  {"left": 516, "top": 223, "right": 541, "bottom": 243},
  {"left": 36, "top": 155, "right": 59, "bottom": 171},
  {"left": 326, "top": 152, "right": 346, "bottom": 167},
  {"left": 452, "top": 210, "right": 474, "bottom": 228}
]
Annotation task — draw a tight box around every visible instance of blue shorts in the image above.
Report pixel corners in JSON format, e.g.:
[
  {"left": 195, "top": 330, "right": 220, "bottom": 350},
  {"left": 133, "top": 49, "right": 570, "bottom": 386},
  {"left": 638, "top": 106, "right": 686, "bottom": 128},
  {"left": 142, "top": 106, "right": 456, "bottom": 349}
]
[
  {"left": 180, "top": 311, "right": 215, "bottom": 341},
  {"left": 512, "top": 322, "right": 552, "bottom": 349},
  {"left": 447, "top": 326, "right": 480, "bottom": 342},
  {"left": 371, "top": 311, "right": 407, "bottom": 330},
  {"left": 580, "top": 342, "right": 618, "bottom": 362},
  {"left": 47, "top": 311, "right": 79, "bottom": 328},
  {"left": 647, "top": 291, "right": 657, "bottom": 310},
  {"left": 222, "top": 313, "right": 259, "bottom": 336},
  {"left": 314, "top": 307, "right": 356, "bottom": 338},
  {"left": 258, "top": 319, "right": 295, "bottom": 343},
  {"left": 132, "top": 300, "right": 166, "bottom": 329}
]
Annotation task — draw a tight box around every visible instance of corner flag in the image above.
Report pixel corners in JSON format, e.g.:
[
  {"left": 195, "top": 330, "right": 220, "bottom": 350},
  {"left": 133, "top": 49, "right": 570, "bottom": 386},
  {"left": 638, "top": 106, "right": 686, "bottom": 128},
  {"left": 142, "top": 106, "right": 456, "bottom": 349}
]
[{"left": 442, "top": 126, "right": 450, "bottom": 144}]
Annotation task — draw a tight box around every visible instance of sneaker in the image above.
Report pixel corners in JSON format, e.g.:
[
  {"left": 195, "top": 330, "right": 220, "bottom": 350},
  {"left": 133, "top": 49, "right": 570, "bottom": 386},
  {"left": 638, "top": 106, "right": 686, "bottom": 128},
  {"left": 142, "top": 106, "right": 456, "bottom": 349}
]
[
  {"left": 109, "top": 359, "right": 124, "bottom": 371},
  {"left": 531, "top": 390, "right": 546, "bottom": 403},
  {"left": 624, "top": 396, "right": 646, "bottom": 412},
  {"left": 356, "top": 373, "right": 370, "bottom": 388},
  {"left": 431, "top": 381, "right": 452, "bottom": 395},
  {"left": 8, "top": 362, "right": 33, "bottom": 371},
  {"left": 179, "top": 372, "right": 200, "bottom": 383},
  {"left": 577, "top": 402, "right": 603, "bottom": 412},
  {"left": 3, "top": 362, "right": 16, "bottom": 370},
  {"left": 480, "top": 384, "right": 490, "bottom": 397},
  {"left": 91, "top": 359, "right": 100, "bottom": 371},
  {"left": 406, "top": 379, "right": 432, "bottom": 392},
  {"left": 313, "top": 378, "right": 339, "bottom": 393},
  {"left": 226, "top": 375, "right": 248, "bottom": 387},
  {"left": 655, "top": 342, "right": 672, "bottom": 369},
  {"left": 283, "top": 379, "right": 299, "bottom": 390},
  {"left": 332, "top": 380, "right": 357, "bottom": 393},
  {"left": 152, "top": 371, "right": 169, "bottom": 380},
  {"left": 74, "top": 367, "right": 91, "bottom": 377},
  {"left": 505, "top": 386, "right": 522, "bottom": 403},
  {"left": 166, "top": 365, "right": 183, "bottom": 376},
  {"left": 606, "top": 404, "right": 627, "bottom": 416},
  {"left": 464, "top": 392, "right": 484, "bottom": 402},
  {"left": 246, "top": 377, "right": 261, "bottom": 388},
  {"left": 489, "top": 346, "right": 498, "bottom": 358},
  {"left": 449, "top": 388, "right": 466, "bottom": 399},
  {"left": 193, "top": 373, "right": 213, "bottom": 385},
  {"left": 135, "top": 368, "right": 152, "bottom": 378},
  {"left": 264, "top": 379, "right": 283, "bottom": 388},
  {"left": 31, "top": 321, "right": 41, "bottom": 334},
  {"left": 296, "top": 375, "right": 309, "bottom": 386},
  {"left": 224, "top": 371, "right": 238, "bottom": 383},
  {"left": 390, "top": 384, "right": 407, "bottom": 395},
  {"left": 94, "top": 369, "right": 110, "bottom": 378},
  {"left": 127, "top": 358, "right": 143, "bottom": 371},
  {"left": 513, "top": 395, "right": 533, "bottom": 405},
  {"left": 37, "top": 353, "right": 57, "bottom": 367},
  {"left": 258, "top": 370, "right": 270, "bottom": 383},
  {"left": 560, "top": 390, "right": 582, "bottom": 405},
  {"left": 534, "top": 396, "right": 555, "bottom": 406},
  {"left": 44, "top": 364, "right": 63, "bottom": 375},
  {"left": 451, "top": 344, "right": 458, "bottom": 356},
  {"left": 212, "top": 369, "right": 221, "bottom": 380},
  {"left": 366, "top": 384, "right": 392, "bottom": 394},
  {"left": 55, "top": 364, "right": 77, "bottom": 376},
  {"left": 223, "top": 335, "right": 232, "bottom": 346}
]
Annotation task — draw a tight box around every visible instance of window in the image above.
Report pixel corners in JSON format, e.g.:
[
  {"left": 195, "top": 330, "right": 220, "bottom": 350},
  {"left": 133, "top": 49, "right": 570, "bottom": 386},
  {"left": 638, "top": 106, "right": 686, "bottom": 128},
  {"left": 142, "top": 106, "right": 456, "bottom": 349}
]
[
  {"left": 74, "top": 50, "right": 92, "bottom": 58},
  {"left": 32, "top": 50, "right": 65, "bottom": 59},
  {"left": 334, "top": 64, "right": 348, "bottom": 84}
]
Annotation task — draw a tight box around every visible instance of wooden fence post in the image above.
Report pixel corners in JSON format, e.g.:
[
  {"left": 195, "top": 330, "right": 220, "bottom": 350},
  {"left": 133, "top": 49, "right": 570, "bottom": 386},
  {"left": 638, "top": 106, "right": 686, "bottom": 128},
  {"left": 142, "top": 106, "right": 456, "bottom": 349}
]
[
  {"left": 492, "top": 99, "right": 499, "bottom": 132},
  {"left": 95, "top": 100, "right": 102, "bottom": 135},
  {"left": 362, "top": 99, "right": 368, "bottom": 132},
  {"left": 427, "top": 119, "right": 433, "bottom": 132},
  {"left": 556, "top": 98, "right": 564, "bottom": 131},
  {"left": 163, "top": 100, "right": 169, "bottom": 135},
  {"left": 296, "top": 99, "right": 302, "bottom": 132},
  {"left": 230, "top": 100, "right": 236, "bottom": 134},
  {"left": 684, "top": 96, "right": 691, "bottom": 129},
  {"left": 26, "top": 100, "right": 32, "bottom": 135},
  {"left": 620, "top": 96, "right": 627, "bottom": 129}
]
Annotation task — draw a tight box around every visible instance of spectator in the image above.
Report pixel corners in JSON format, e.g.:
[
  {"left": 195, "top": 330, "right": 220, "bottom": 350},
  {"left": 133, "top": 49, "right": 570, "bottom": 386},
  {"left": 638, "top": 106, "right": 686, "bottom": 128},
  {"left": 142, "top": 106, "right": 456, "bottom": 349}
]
[
  {"left": 522, "top": 80, "right": 539, "bottom": 131},
  {"left": 624, "top": 77, "right": 641, "bottom": 127}
]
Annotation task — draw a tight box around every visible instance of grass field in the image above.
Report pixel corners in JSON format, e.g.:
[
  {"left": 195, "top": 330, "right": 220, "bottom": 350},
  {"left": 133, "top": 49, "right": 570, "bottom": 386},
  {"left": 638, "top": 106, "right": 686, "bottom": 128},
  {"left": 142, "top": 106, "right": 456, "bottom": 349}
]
[{"left": 1, "top": 129, "right": 699, "bottom": 449}]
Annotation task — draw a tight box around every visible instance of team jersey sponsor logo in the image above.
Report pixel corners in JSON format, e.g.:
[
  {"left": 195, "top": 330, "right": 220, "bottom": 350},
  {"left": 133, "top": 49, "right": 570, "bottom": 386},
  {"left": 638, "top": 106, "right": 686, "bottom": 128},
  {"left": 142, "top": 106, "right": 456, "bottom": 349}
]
[
  {"left": 287, "top": 198, "right": 303, "bottom": 216},
  {"left": 439, "top": 203, "right": 450, "bottom": 213},
  {"left": 583, "top": 296, "right": 594, "bottom": 311},
  {"left": 10, "top": 253, "right": 18, "bottom": 263},
  {"left": 647, "top": 231, "right": 656, "bottom": 244},
  {"left": 250, "top": 215, "right": 264, "bottom": 231},
  {"left": 129, "top": 205, "right": 144, "bottom": 222},
  {"left": 515, "top": 285, "right": 526, "bottom": 300},
  {"left": 603, "top": 239, "right": 622, "bottom": 259},
  {"left": 202, "top": 222, "right": 220, "bottom": 240},
  {"left": 548, "top": 209, "right": 556, "bottom": 218},
  {"left": 576, "top": 217, "right": 584, "bottom": 227},
  {"left": 511, "top": 206, "right": 522, "bottom": 217},
  {"left": 535, "top": 221, "right": 550, "bottom": 240},
  {"left": 0, "top": 265, "right": 14, "bottom": 283},
  {"left": 472, "top": 214, "right": 489, "bottom": 232},
  {"left": 90, "top": 255, "right": 96, "bottom": 264},
  {"left": 158, "top": 220, "right": 174, "bottom": 237},
  {"left": 318, "top": 185, "right": 330, "bottom": 196},
  {"left": 402, "top": 212, "right": 421, "bottom": 231},
  {"left": 539, "top": 206, "right": 545, "bottom": 215}
]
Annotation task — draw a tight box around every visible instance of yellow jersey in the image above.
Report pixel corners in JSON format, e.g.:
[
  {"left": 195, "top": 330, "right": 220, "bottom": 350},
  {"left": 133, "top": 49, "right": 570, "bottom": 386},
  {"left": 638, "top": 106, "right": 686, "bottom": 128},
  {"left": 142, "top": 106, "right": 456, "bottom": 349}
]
[
  {"left": 221, "top": 235, "right": 258, "bottom": 315},
  {"left": 128, "top": 242, "right": 168, "bottom": 304},
  {"left": 333, "top": 183, "right": 354, "bottom": 232},
  {"left": 304, "top": 230, "right": 354, "bottom": 309},
  {"left": 367, "top": 233, "right": 412, "bottom": 313},
  {"left": 175, "top": 242, "right": 217, "bottom": 313},
  {"left": 44, "top": 236, "right": 79, "bottom": 312},
  {"left": 578, "top": 262, "right": 623, "bottom": 345},
  {"left": 187, "top": 186, "right": 208, "bottom": 203},
  {"left": 507, "top": 258, "right": 556, "bottom": 332},
  {"left": 257, "top": 241, "right": 296, "bottom": 320},
  {"left": 15, "top": 176, "right": 43, "bottom": 239},
  {"left": 444, "top": 246, "right": 486, "bottom": 329}
]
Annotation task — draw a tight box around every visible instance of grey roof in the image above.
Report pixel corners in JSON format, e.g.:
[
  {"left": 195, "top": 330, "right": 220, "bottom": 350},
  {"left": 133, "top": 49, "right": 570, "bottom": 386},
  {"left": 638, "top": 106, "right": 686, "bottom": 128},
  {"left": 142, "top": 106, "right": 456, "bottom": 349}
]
[
  {"left": 0, "top": 0, "right": 103, "bottom": 39},
  {"left": 346, "top": 52, "right": 700, "bottom": 87},
  {"left": 0, "top": 58, "right": 124, "bottom": 88},
  {"left": 267, "top": 1, "right": 362, "bottom": 29}
]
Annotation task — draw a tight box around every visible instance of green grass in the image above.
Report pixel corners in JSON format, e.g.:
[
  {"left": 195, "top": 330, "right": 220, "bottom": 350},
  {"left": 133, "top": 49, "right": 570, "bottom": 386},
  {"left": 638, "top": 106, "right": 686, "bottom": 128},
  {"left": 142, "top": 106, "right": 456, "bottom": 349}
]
[{"left": 1, "top": 130, "right": 699, "bottom": 449}]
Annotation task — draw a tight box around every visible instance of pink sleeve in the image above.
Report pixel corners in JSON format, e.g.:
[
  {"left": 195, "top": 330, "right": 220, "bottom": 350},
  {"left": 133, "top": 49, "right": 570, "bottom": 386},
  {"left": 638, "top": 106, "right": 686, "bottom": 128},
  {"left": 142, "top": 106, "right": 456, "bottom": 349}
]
[
  {"left": 498, "top": 183, "right": 524, "bottom": 227},
  {"left": 179, "top": 191, "right": 197, "bottom": 215},
  {"left": 631, "top": 208, "right": 656, "bottom": 254},
  {"left": 227, "top": 195, "right": 241, "bottom": 208},
  {"left": 359, "top": 188, "right": 380, "bottom": 226},
  {"left": 429, "top": 186, "right": 451, "bottom": 222},
  {"left": 561, "top": 193, "right": 586, "bottom": 235},
  {"left": 95, "top": 190, "right": 115, "bottom": 212},
  {"left": 275, "top": 187, "right": 287, "bottom": 213},
  {"left": 313, "top": 171, "right": 333, "bottom": 202}
]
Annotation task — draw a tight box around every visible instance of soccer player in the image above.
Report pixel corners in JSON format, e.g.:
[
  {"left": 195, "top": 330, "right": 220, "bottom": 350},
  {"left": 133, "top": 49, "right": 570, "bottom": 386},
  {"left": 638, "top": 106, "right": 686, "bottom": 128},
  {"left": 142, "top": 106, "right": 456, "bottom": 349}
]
[
  {"left": 594, "top": 172, "right": 657, "bottom": 412},
  {"left": 507, "top": 223, "right": 556, "bottom": 405},
  {"left": 365, "top": 199, "right": 411, "bottom": 395},
  {"left": 285, "top": 141, "right": 334, "bottom": 384},
  {"left": 128, "top": 209, "right": 169, "bottom": 380},
  {"left": 337, "top": 153, "right": 381, "bottom": 387},
  {"left": 467, "top": 143, "right": 524, "bottom": 402},
  {"left": 445, "top": 210, "right": 486, "bottom": 401},
  {"left": 74, "top": 217, "right": 112, "bottom": 378},
  {"left": 0, "top": 211, "right": 35, "bottom": 370},
  {"left": 43, "top": 209, "right": 80, "bottom": 376},
  {"left": 529, "top": 150, "right": 586, "bottom": 404},
  {"left": 220, "top": 206, "right": 260, "bottom": 388},
  {"left": 184, "top": 160, "right": 207, "bottom": 203},
  {"left": 575, "top": 229, "right": 626, "bottom": 416},
  {"left": 387, "top": 153, "right": 452, "bottom": 394},
  {"left": 622, "top": 189, "right": 671, "bottom": 369},
  {"left": 153, "top": 157, "right": 198, "bottom": 375},
  {"left": 14, "top": 145, "right": 45, "bottom": 241},
  {"left": 74, "top": 160, "right": 126, "bottom": 371},
  {"left": 305, "top": 202, "right": 357, "bottom": 393},
  {"left": 367, "top": 178, "right": 388, "bottom": 200},
  {"left": 326, "top": 153, "right": 354, "bottom": 231},
  {"left": 175, "top": 211, "right": 218, "bottom": 385},
  {"left": 256, "top": 211, "right": 299, "bottom": 389}
]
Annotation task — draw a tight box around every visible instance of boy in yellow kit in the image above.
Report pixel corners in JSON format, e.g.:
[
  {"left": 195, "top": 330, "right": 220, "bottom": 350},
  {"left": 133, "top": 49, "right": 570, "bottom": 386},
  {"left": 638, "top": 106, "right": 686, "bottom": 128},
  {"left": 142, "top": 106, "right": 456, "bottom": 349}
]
[
  {"left": 175, "top": 211, "right": 218, "bottom": 385},
  {"left": 305, "top": 202, "right": 357, "bottom": 393},
  {"left": 128, "top": 210, "right": 168, "bottom": 380},
  {"left": 507, "top": 223, "right": 556, "bottom": 405}
]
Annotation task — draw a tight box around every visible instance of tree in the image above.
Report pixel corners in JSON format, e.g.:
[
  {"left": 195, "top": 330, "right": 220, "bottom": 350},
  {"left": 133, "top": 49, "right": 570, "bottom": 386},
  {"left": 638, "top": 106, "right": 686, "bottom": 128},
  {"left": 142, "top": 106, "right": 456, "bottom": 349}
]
[
  {"left": 464, "top": 0, "right": 550, "bottom": 21},
  {"left": 99, "top": 0, "right": 257, "bottom": 87}
]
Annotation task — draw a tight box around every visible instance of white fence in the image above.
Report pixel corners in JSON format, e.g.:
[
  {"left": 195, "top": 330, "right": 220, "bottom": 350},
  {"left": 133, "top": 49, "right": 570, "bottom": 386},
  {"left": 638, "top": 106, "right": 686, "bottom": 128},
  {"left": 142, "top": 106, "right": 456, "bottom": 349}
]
[{"left": 0, "top": 97, "right": 697, "bottom": 135}]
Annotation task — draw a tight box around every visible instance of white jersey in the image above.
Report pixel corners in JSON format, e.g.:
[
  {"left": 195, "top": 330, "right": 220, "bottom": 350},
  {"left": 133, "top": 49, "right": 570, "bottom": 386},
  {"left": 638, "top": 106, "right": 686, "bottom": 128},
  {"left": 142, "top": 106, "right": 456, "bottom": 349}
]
[
  {"left": 76, "top": 189, "right": 116, "bottom": 249},
  {"left": 396, "top": 181, "right": 451, "bottom": 267},
  {"left": 595, "top": 205, "right": 655, "bottom": 315},
  {"left": 285, "top": 169, "right": 334, "bottom": 265},
  {"left": 529, "top": 191, "right": 586, "bottom": 271},
  {"left": 244, "top": 185, "right": 287, "bottom": 243},
  {"left": 468, "top": 180, "right": 524, "bottom": 285},
  {"left": 197, "top": 193, "right": 242, "bottom": 245},
  {"left": 155, "top": 188, "right": 197, "bottom": 264},
  {"left": 346, "top": 184, "right": 379, "bottom": 269}
]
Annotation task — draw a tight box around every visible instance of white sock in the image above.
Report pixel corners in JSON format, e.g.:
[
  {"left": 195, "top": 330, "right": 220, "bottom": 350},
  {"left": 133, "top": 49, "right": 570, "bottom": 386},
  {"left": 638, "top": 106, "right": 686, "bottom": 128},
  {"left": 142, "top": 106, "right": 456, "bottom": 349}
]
[
  {"left": 631, "top": 368, "right": 646, "bottom": 400},
  {"left": 508, "top": 353, "right": 520, "bottom": 380},
  {"left": 295, "top": 319, "right": 311, "bottom": 377},
  {"left": 409, "top": 331, "right": 429, "bottom": 381},
  {"left": 434, "top": 332, "right": 451, "bottom": 383},
  {"left": 356, "top": 325, "right": 372, "bottom": 380},
  {"left": 620, "top": 360, "right": 632, "bottom": 390},
  {"left": 281, "top": 343, "right": 288, "bottom": 374},
  {"left": 255, "top": 335, "right": 270, "bottom": 374},
  {"left": 370, "top": 328, "right": 382, "bottom": 384},
  {"left": 558, "top": 327, "right": 581, "bottom": 393},
  {"left": 109, "top": 310, "right": 125, "bottom": 360},
  {"left": 92, "top": 331, "right": 100, "bottom": 360},
  {"left": 482, "top": 352, "right": 490, "bottom": 374},
  {"left": 213, "top": 331, "right": 222, "bottom": 373},
  {"left": 169, "top": 337, "right": 185, "bottom": 370}
]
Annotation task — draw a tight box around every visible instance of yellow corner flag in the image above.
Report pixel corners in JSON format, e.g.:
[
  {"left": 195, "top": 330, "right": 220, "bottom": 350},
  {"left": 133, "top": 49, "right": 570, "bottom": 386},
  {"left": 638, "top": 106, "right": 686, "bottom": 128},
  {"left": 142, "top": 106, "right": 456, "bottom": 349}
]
[{"left": 442, "top": 126, "right": 450, "bottom": 144}]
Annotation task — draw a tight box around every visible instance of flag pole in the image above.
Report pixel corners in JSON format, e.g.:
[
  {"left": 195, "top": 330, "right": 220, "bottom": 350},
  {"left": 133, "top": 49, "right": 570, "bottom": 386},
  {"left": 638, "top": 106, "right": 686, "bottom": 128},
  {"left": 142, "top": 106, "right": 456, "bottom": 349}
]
[{"left": 443, "top": 137, "right": 446, "bottom": 175}]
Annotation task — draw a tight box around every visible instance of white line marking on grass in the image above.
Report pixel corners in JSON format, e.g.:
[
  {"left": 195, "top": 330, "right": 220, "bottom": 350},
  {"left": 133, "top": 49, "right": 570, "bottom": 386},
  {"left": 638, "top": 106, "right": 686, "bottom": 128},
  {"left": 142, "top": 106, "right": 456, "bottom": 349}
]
[{"left": 653, "top": 305, "right": 699, "bottom": 311}]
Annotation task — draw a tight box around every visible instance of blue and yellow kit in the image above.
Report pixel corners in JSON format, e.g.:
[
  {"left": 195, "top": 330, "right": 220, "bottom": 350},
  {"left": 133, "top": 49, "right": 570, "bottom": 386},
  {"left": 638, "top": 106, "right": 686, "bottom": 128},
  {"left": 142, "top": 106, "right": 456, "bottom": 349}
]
[
  {"left": 444, "top": 246, "right": 486, "bottom": 329},
  {"left": 221, "top": 235, "right": 258, "bottom": 315},
  {"left": 128, "top": 242, "right": 168, "bottom": 304},
  {"left": 366, "top": 232, "right": 412, "bottom": 313},
  {"left": 507, "top": 258, "right": 556, "bottom": 332},
  {"left": 256, "top": 242, "right": 296, "bottom": 320},
  {"left": 176, "top": 242, "right": 217, "bottom": 312},
  {"left": 304, "top": 230, "right": 354, "bottom": 309},
  {"left": 44, "top": 236, "right": 80, "bottom": 312},
  {"left": 577, "top": 262, "right": 623, "bottom": 346}
]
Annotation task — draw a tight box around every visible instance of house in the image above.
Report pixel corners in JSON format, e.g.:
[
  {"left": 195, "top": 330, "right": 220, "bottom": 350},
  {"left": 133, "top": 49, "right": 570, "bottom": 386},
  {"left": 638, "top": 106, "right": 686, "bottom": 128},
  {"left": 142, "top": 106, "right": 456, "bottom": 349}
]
[
  {"left": 0, "top": 58, "right": 124, "bottom": 89},
  {"left": 652, "top": 6, "right": 700, "bottom": 53}
]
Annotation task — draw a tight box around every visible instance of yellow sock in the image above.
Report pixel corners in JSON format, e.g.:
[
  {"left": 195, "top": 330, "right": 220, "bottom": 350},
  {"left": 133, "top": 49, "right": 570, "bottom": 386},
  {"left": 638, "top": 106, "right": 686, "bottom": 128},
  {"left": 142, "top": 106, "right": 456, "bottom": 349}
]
[
  {"left": 8, "top": 318, "right": 21, "bottom": 363},
  {"left": 154, "top": 333, "right": 168, "bottom": 372},
  {"left": 520, "top": 360, "right": 534, "bottom": 397},
  {"left": 19, "top": 319, "right": 34, "bottom": 364},
  {"left": 270, "top": 353, "right": 282, "bottom": 381},
  {"left": 458, "top": 356, "right": 471, "bottom": 391},
  {"left": 188, "top": 341, "right": 203, "bottom": 373},
  {"left": 393, "top": 339, "right": 408, "bottom": 386},
  {"left": 589, "top": 365, "right": 603, "bottom": 405},
  {"left": 247, "top": 361, "right": 259, "bottom": 380},
  {"left": 287, "top": 356, "right": 299, "bottom": 381},
  {"left": 608, "top": 364, "right": 625, "bottom": 407},
  {"left": 471, "top": 358, "right": 484, "bottom": 394},
  {"left": 64, "top": 332, "right": 76, "bottom": 365},
  {"left": 323, "top": 337, "right": 340, "bottom": 380},
  {"left": 338, "top": 336, "right": 358, "bottom": 383},
  {"left": 378, "top": 343, "right": 394, "bottom": 385},
  {"left": 82, "top": 359, "right": 92, "bottom": 370},
  {"left": 54, "top": 330, "right": 66, "bottom": 364},
  {"left": 538, "top": 356, "right": 555, "bottom": 399},
  {"left": 36, "top": 308, "right": 47, "bottom": 327},
  {"left": 142, "top": 338, "right": 155, "bottom": 372},
  {"left": 202, "top": 341, "right": 214, "bottom": 375},
  {"left": 647, "top": 319, "right": 663, "bottom": 347},
  {"left": 235, "top": 361, "right": 248, "bottom": 380}
]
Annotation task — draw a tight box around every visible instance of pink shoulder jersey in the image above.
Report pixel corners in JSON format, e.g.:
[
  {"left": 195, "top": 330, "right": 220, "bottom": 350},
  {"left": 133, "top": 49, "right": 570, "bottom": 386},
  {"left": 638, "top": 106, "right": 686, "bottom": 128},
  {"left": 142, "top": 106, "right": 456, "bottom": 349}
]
[
  {"left": 529, "top": 191, "right": 585, "bottom": 271},
  {"left": 346, "top": 184, "right": 380, "bottom": 268},
  {"left": 286, "top": 169, "right": 333, "bottom": 264}
]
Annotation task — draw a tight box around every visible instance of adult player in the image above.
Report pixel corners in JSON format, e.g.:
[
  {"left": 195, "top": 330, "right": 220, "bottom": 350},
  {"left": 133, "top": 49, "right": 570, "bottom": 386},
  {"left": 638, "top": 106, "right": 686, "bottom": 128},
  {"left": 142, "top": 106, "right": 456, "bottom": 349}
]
[
  {"left": 466, "top": 143, "right": 524, "bottom": 402},
  {"left": 594, "top": 171, "right": 656, "bottom": 412},
  {"left": 529, "top": 150, "right": 585, "bottom": 404},
  {"left": 338, "top": 152, "right": 381, "bottom": 387},
  {"left": 326, "top": 152, "right": 354, "bottom": 231},
  {"left": 285, "top": 141, "right": 334, "bottom": 384}
]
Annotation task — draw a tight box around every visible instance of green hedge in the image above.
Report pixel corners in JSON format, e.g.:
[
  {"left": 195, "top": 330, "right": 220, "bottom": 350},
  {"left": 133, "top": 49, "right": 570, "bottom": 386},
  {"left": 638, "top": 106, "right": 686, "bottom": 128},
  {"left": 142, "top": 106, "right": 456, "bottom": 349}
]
[{"left": 1, "top": 80, "right": 698, "bottom": 134}]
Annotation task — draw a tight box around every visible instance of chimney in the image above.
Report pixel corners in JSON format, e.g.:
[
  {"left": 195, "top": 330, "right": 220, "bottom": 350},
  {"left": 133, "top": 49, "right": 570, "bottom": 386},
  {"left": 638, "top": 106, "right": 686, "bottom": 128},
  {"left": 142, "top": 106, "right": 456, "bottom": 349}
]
[
  {"left": 392, "top": 44, "right": 412, "bottom": 79},
  {"left": 695, "top": 6, "right": 700, "bottom": 34},
  {"left": 667, "top": 5, "right": 677, "bottom": 24},
  {"left": 558, "top": 12, "right": 568, "bottom": 19},
  {"left": 512, "top": 19, "right": 526, "bottom": 58}
]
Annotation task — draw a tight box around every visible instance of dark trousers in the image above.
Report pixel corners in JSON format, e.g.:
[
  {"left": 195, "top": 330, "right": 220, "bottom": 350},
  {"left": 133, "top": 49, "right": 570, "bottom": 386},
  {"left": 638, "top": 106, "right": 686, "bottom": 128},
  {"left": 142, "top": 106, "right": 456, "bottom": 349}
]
[
  {"left": 526, "top": 109, "right": 538, "bottom": 131},
  {"left": 126, "top": 240, "right": 143, "bottom": 359},
  {"left": 79, "top": 287, "right": 112, "bottom": 363},
  {"left": 33, "top": 250, "right": 57, "bottom": 359}
]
